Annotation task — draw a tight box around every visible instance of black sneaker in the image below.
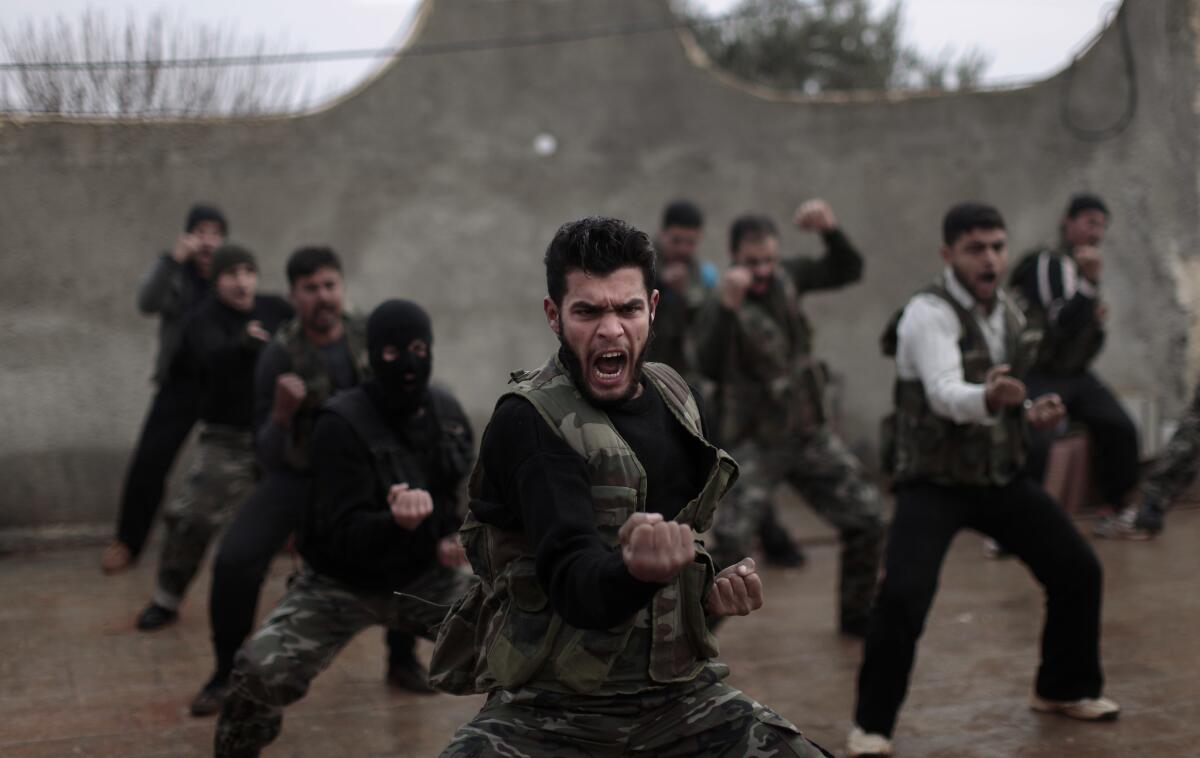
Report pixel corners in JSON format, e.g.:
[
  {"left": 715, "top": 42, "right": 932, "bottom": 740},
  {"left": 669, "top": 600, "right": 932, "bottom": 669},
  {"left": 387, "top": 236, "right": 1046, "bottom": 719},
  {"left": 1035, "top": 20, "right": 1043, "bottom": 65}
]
[
  {"left": 190, "top": 673, "right": 231, "bottom": 717},
  {"left": 386, "top": 656, "right": 435, "bottom": 694},
  {"left": 136, "top": 603, "right": 178, "bottom": 631}
]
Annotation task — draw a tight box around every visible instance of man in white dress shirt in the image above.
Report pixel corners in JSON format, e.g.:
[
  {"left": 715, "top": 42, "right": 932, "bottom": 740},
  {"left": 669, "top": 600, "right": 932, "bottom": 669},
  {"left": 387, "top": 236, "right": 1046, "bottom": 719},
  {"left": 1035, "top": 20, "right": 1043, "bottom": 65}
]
[{"left": 847, "top": 203, "right": 1119, "bottom": 757}]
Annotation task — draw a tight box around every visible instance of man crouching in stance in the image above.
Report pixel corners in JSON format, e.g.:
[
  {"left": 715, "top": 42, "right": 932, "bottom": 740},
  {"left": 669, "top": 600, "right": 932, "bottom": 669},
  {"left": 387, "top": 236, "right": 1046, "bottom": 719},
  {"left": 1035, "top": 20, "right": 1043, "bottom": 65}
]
[
  {"left": 848, "top": 203, "right": 1118, "bottom": 757},
  {"left": 430, "top": 217, "right": 831, "bottom": 757}
]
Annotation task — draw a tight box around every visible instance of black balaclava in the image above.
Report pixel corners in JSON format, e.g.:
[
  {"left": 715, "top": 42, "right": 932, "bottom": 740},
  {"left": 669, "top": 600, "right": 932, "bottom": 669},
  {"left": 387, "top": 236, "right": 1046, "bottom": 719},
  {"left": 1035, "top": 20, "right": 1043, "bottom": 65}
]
[{"left": 367, "top": 299, "right": 433, "bottom": 419}]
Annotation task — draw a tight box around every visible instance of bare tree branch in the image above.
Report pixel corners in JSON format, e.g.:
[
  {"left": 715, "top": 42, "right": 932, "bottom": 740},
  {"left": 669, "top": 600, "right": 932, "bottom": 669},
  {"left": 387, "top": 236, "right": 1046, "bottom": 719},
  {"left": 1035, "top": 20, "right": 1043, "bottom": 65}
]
[{"left": 0, "top": 9, "right": 308, "bottom": 117}]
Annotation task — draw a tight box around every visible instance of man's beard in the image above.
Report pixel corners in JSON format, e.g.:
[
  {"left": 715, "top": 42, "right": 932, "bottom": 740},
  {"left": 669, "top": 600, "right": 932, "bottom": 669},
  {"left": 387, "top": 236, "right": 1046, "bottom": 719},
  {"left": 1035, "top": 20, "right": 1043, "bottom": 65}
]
[
  {"left": 556, "top": 334, "right": 651, "bottom": 410},
  {"left": 950, "top": 265, "right": 997, "bottom": 306},
  {"left": 307, "top": 305, "right": 341, "bottom": 333}
]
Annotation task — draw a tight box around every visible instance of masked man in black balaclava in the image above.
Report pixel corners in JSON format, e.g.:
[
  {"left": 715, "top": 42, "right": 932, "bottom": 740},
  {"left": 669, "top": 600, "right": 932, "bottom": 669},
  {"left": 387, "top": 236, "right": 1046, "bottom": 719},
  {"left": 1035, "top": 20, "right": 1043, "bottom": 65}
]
[{"left": 216, "top": 300, "right": 477, "bottom": 757}]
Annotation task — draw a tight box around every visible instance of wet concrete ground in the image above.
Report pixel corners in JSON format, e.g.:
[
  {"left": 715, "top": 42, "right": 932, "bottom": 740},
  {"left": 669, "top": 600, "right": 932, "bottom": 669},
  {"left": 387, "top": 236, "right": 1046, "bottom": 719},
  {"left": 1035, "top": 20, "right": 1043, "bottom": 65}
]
[{"left": 1, "top": 503, "right": 1197, "bottom": 757}]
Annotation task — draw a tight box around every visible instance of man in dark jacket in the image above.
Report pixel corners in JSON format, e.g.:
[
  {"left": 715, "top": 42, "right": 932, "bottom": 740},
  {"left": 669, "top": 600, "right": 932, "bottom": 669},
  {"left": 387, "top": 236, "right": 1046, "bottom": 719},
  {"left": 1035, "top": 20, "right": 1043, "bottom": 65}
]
[
  {"left": 134, "top": 245, "right": 292, "bottom": 630},
  {"left": 1009, "top": 193, "right": 1139, "bottom": 513},
  {"left": 103, "top": 205, "right": 227, "bottom": 573},
  {"left": 214, "top": 300, "right": 475, "bottom": 757}
]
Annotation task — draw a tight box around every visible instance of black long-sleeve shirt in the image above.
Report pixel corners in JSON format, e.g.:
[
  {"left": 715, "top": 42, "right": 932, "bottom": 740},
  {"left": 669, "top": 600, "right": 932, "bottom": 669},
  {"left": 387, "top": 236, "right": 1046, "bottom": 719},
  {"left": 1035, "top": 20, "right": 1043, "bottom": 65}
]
[
  {"left": 470, "top": 376, "right": 713, "bottom": 631},
  {"left": 299, "top": 383, "right": 474, "bottom": 591},
  {"left": 173, "top": 295, "right": 293, "bottom": 427}
]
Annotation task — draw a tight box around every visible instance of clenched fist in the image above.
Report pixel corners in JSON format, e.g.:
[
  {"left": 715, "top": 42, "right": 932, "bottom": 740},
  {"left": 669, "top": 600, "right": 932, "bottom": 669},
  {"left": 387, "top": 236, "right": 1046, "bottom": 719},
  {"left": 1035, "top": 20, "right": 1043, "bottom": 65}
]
[
  {"left": 719, "top": 266, "right": 753, "bottom": 310},
  {"left": 1025, "top": 393, "right": 1066, "bottom": 430},
  {"left": 389, "top": 484, "right": 433, "bottom": 530},
  {"left": 1074, "top": 245, "right": 1102, "bottom": 284},
  {"left": 246, "top": 320, "right": 270, "bottom": 343},
  {"left": 984, "top": 364, "right": 1026, "bottom": 413},
  {"left": 170, "top": 232, "right": 202, "bottom": 264},
  {"left": 437, "top": 534, "right": 468, "bottom": 567},
  {"left": 271, "top": 373, "right": 307, "bottom": 427},
  {"left": 705, "top": 558, "right": 764, "bottom": 617},
  {"left": 794, "top": 199, "right": 837, "bottom": 233},
  {"left": 618, "top": 512, "right": 695, "bottom": 584}
]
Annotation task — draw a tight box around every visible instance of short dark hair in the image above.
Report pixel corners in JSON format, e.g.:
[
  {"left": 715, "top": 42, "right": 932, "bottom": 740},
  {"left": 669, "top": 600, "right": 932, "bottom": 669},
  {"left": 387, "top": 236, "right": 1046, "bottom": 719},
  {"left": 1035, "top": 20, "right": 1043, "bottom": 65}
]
[
  {"left": 729, "top": 213, "right": 778, "bottom": 254},
  {"left": 286, "top": 246, "right": 342, "bottom": 286},
  {"left": 1066, "top": 193, "right": 1110, "bottom": 219},
  {"left": 544, "top": 217, "right": 656, "bottom": 306},
  {"left": 185, "top": 204, "right": 228, "bottom": 236},
  {"left": 661, "top": 199, "right": 704, "bottom": 230},
  {"left": 942, "top": 203, "right": 1006, "bottom": 246}
]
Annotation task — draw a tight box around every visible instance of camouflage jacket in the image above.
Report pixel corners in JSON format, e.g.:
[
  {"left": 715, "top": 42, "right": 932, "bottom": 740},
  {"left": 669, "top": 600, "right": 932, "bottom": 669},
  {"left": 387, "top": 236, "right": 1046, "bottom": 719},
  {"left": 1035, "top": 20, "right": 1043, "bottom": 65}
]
[
  {"left": 880, "top": 281, "right": 1042, "bottom": 487},
  {"left": 429, "top": 354, "right": 739, "bottom": 696},
  {"left": 695, "top": 229, "right": 864, "bottom": 446},
  {"left": 277, "top": 314, "right": 371, "bottom": 470}
]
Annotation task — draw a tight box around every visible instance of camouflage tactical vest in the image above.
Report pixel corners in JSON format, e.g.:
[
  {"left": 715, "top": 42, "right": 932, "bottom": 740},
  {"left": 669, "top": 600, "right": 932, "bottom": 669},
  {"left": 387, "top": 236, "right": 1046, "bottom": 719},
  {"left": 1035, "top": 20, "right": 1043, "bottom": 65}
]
[
  {"left": 277, "top": 314, "right": 370, "bottom": 470},
  {"left": 429, "top": 355, "right": 739, "bottom": 696},
  {"left": 881, "top": 282, "right": 1042, "bottom": 488},
  {"left": 715, "top": 270, "right": 826, "bottom": 445},
  {"left": 1011, "top": 247, "right": 1105, "bottom": 376}
]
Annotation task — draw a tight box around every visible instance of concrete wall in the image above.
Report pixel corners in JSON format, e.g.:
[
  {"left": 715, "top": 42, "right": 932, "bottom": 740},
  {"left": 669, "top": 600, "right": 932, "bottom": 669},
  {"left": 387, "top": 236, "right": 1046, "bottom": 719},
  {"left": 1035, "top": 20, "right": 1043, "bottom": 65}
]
[{"left": 1, "top": 0, "right": 1197, "bottom": 530}]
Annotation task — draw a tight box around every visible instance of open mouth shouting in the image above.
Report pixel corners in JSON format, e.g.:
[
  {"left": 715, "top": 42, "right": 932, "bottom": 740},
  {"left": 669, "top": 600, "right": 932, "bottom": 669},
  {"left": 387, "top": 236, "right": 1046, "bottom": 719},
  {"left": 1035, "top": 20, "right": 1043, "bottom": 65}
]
[{"left": 590, "top": 349, "right": 630, "bottom": 390}]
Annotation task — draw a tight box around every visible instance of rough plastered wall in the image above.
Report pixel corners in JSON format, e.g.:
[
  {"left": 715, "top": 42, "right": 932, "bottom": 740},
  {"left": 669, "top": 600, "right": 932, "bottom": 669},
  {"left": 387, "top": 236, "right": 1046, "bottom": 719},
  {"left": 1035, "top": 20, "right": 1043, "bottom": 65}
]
[{"left": 0, "top": 0, "right": 1196, "bottom": 530}]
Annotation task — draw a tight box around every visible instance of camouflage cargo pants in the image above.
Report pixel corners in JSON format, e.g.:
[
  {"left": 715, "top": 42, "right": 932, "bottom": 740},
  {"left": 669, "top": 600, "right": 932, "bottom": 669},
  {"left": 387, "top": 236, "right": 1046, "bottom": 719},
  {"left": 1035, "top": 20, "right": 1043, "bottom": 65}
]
[
  {"left": 1139, "top": 380, "right": 1200, "bottom": 524},
  {"left": 154, "top": 424, "right": 256, "bottom": 610},
  {"left": 215, "top": 563, "right": 475, "bottom": 757},
  {"left": 442, "top": 663, "right": 831, "bottom": 757},
  {"left": 710, "top": 427, "right": 885, "bottom": 629}
]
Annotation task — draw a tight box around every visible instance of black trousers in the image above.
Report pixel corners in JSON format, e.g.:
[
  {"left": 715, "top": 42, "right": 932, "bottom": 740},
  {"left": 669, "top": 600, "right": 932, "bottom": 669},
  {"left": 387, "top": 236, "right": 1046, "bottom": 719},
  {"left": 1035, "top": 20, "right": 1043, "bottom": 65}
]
[
  {"left": 1026, "top": 370, "right": 1140, "bottom": 506},
  {"left": 208, "top": 471, "right": 412, "bottom": 679},
  {"left": 853, "top": 478, "right": 1104, "bottom": 737},
  {"left": 115, "top": 376, "right": 200, "bottom": 557}
]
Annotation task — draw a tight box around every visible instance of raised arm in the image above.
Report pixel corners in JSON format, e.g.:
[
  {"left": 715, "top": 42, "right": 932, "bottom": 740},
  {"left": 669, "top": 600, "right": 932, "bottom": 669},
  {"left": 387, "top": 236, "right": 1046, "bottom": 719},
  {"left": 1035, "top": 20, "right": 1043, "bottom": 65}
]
[{"left": 781, "top": 200, "right": 864, "bottom": 294}]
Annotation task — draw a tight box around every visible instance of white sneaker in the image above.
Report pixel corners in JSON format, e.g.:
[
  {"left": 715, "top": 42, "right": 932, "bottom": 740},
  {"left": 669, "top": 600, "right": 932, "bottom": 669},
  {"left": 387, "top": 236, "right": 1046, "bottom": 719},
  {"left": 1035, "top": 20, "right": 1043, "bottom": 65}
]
[
  {"left": 847, "top": 726, "right": 893, "bottom": 756},
  {"left": 1030, "top": 693, "right": 1121, "bottom": 721}
]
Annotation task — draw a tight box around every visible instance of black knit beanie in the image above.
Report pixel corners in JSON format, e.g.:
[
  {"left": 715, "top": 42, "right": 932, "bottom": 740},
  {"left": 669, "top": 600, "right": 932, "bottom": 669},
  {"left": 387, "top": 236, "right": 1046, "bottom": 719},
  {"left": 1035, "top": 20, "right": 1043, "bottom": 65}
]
[
  {"left": 210, "top": 244, "right": 257, "bottom": 280},
  {"left": 186, "top": 204, "right": 229, "bottom": 235}
]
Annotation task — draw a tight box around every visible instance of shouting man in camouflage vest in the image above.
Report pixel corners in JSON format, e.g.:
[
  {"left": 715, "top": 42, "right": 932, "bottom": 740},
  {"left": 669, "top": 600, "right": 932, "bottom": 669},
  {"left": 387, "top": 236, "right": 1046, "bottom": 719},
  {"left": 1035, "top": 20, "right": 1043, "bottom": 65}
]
[
  {"left": 215, "top": 299, "right": 475, "bottom": 756},
  {"left": 695, "top": 201, "right": 886, "bottom": 635},
  {"left": 848, "top": 203, "right": 1117, "bottom": 758},
  {"left": 430, "top": 217, "right": 830, "bottom": 757}
]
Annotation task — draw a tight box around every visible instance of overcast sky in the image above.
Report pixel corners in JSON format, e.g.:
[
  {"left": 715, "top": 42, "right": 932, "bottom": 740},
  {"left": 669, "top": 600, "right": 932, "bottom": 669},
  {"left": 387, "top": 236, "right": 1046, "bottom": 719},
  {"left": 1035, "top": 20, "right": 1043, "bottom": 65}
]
[{"left": 3, "top": 0, "right": 1117, "bottom": 108}]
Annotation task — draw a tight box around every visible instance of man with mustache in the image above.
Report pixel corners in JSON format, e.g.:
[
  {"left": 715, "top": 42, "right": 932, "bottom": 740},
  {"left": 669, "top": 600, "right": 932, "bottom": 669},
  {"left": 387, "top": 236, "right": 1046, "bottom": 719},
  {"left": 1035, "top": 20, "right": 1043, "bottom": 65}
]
[
  {"left": 848, "top": 203, "right": 1116, "bottom": 757},
  {"left": 190, "top": 248, "right": 422, "bottom": 716},
  {"left": 695, "top": 200, "right": 886, "bottom": 636},
  {"left": 1009, "top": 194, "right": 1139, "bottom": 526},
  {"left": 103, "top": 204, "right": 227, "bottom": 574},
  {"left": 134, "top": 245, "right": 292, "bottom": 631},
  {"left": 215, "top": 300, "right": 475, "bottom": 756},
  {"left": 431, "top": 216, "right": 830, "bottom": 757}
]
